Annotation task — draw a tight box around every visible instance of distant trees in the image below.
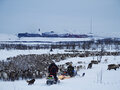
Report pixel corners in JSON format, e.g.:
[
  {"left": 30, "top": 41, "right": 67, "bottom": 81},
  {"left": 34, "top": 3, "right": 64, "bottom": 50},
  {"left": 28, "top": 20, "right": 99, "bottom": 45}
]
[{"left": 0, "top": 38, "right": 120, "bottom": 51}]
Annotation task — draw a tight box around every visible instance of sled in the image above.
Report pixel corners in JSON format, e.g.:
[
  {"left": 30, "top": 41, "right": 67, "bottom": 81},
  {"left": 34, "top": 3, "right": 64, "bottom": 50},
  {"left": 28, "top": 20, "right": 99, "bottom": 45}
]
[
  {"left": 58, "top": 75, "right": 70, "bottom": 80},
  {"left": 58, "top": 70, "right": 77, "bottom": 80}
]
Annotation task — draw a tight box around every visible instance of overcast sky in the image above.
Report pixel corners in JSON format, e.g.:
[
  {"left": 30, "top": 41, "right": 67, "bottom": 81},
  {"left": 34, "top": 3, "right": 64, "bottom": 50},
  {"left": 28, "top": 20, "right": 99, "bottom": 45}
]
[{"left": 0, "top": 0, "right": 120, "bottom": 36}]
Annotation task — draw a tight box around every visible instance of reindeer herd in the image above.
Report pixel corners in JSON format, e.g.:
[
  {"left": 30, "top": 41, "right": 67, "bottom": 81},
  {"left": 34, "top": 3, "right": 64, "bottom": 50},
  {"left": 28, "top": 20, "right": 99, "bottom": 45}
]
[{"left": 0, "top": 51, "right": 120, "bottom": 81}]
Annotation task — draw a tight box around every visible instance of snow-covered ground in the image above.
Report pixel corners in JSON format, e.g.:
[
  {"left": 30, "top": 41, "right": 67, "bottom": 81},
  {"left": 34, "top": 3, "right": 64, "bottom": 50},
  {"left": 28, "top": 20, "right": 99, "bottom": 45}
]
[
  {"left": 0, "top": 34, "right": 120, "bottom": 90},
  {"left": 0, "top": 34, "right": 18, "bottom": 41},
  {"left": 0, "top": 49, "right": 120, "bottom": 90},
  {"left": 0, "top": 49, "right": 76, "bottom": 61}
]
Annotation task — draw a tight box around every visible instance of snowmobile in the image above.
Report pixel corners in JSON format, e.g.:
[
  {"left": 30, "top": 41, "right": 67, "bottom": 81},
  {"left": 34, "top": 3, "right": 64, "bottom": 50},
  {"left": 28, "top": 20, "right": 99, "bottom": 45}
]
[{"left": 46, "top": 75, "right": 60, "bottom": 85}]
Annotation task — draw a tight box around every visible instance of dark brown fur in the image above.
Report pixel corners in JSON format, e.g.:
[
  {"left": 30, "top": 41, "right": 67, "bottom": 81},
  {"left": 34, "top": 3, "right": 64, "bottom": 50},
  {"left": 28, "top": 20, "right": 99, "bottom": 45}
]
[
  {"left": 91, "top": 60, "right": 100, "bottom": 64},
  {"left": 26, "top": 79, "right": 35, "bottom": 85},
  {"left": 107, "top": 64, "right": 119, "bottom": 70},
  {"left": 87, "top": 63, "right": 92, "bottom": 69}
]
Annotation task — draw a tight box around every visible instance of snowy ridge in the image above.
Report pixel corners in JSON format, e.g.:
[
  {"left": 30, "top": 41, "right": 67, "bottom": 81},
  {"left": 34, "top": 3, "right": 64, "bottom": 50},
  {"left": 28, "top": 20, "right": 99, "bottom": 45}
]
[
  {"left": 0, "top": 33, "right": 18, "bottom": 41},
  {"left": 0, "top": 33, "right": 112, "bottom": 43}
]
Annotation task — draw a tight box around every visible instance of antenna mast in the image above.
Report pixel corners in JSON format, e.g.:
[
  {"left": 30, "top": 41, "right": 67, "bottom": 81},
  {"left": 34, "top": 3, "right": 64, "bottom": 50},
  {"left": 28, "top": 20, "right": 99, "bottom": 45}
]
[{"left": 90, "top": 17, "right": 92, "bottom": 34}]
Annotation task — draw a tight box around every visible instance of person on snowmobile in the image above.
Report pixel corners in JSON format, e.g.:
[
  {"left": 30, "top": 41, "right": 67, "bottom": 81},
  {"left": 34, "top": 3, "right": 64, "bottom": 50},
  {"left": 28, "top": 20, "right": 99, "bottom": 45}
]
[
  {"left": 48, "top": 62, "right": 58, "bottom": 82},
  {"left": 67, "top": 64, "right": 74, "bottom": 77}
]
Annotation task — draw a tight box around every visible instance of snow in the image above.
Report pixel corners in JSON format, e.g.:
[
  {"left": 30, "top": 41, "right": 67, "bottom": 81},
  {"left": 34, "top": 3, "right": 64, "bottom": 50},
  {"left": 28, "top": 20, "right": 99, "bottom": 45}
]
[
  {"left": 0, "top": 49, "right": 120, "bottom": 90},
  {"left": 0, "top": 49, "right": 69, "bottom": 61},
  {"left": 0, "top": 34, "right": 120, "bottom": 90},
  {"left": 18, "top": 37, "right": 92, "bottom": 42}
]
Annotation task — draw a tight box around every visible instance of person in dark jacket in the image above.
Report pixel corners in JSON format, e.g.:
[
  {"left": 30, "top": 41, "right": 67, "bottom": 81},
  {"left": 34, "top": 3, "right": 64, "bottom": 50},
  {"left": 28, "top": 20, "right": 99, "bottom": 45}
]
[
  {"left": 48, "top": 62, "right": 58, "bottom": 82},
  {"left": 67, "top": 64, "right": 74, "bottom": 77}
]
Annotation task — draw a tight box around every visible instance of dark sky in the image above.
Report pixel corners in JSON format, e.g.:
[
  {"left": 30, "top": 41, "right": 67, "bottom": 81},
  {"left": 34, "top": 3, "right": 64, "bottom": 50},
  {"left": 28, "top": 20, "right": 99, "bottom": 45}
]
[{"left": 0, "top": 0, "right": 120, "bottom": 36}]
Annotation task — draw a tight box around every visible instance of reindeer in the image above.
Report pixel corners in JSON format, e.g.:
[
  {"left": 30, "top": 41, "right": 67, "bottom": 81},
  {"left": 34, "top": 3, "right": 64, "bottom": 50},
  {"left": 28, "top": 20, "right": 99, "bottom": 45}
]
[
  {"left": 87, "top": 63, "right": 92, "bottom": 69},
  {"left": 107, "top": 64, "right": 119, "bottom": 70}
]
